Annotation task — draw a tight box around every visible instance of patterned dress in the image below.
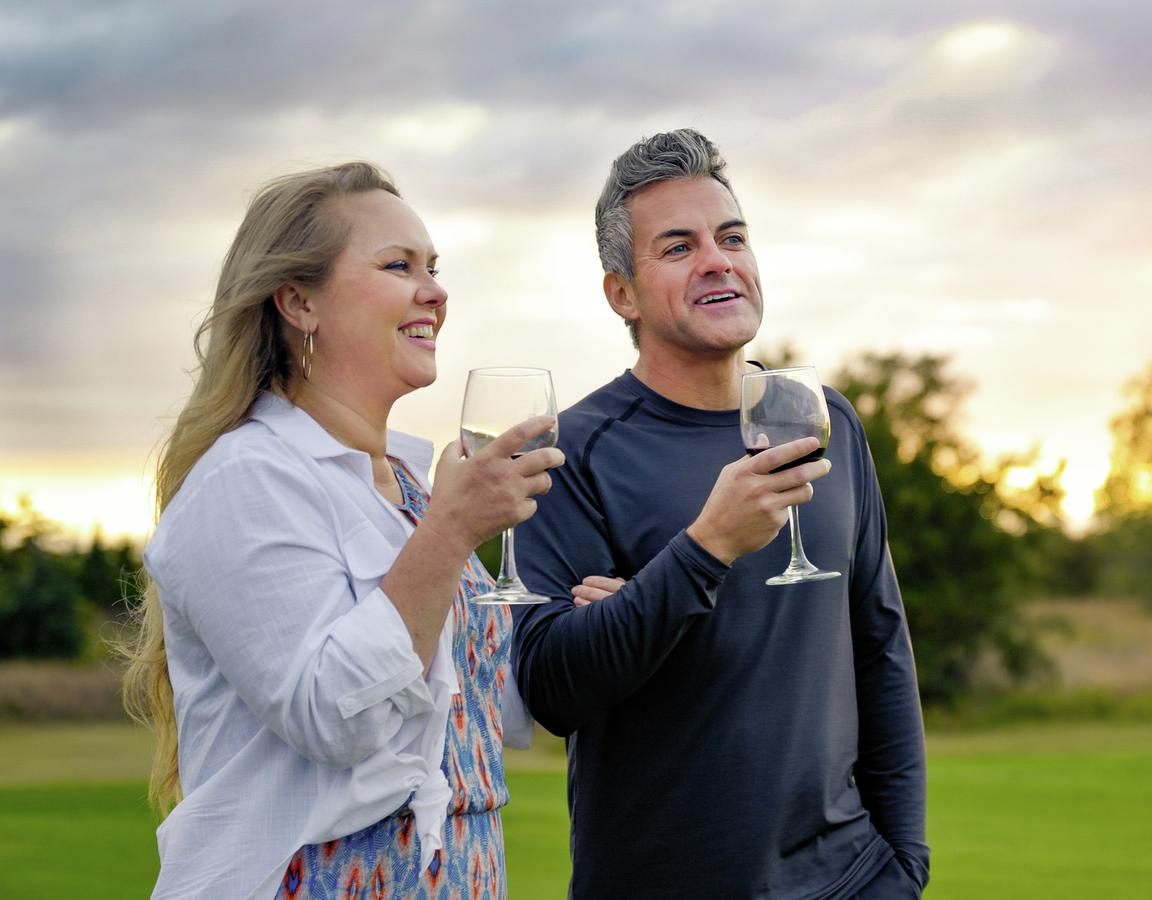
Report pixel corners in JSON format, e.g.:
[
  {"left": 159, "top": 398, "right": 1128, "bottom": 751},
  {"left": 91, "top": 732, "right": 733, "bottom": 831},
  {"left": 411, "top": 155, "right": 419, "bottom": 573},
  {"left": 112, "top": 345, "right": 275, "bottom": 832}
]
[{"left": 276, "top": 462, "right": 512, "bottom": 900}]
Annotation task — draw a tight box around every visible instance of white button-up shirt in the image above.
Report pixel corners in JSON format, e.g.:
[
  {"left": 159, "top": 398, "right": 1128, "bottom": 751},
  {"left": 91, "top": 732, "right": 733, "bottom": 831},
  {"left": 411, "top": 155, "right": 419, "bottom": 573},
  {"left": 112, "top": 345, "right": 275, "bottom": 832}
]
[{"left": 145, "top": 393, "right": 520, "bottom": 900}]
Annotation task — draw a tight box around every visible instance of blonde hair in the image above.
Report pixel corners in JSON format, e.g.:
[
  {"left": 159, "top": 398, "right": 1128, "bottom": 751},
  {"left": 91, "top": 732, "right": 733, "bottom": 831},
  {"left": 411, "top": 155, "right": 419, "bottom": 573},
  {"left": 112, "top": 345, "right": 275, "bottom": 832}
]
[{"left": 119, "top": 161, "right": 400, "bottom": 814}]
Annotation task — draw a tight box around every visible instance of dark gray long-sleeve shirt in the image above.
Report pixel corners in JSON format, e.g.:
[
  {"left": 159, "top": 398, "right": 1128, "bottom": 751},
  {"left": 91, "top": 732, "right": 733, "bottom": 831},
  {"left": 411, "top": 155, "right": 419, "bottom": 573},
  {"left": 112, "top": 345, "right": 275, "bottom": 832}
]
[{"left": 513, "top": 371, "right": 929, "bottom": 899}]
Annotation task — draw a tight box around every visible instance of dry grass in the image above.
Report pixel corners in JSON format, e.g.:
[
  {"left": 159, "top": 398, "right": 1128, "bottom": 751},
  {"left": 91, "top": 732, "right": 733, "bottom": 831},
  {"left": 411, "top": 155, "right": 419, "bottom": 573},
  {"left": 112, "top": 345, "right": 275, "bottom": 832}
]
[
  {"left": 0, "top": 722, "right": 153, "bottom": 786},
  {"left": 1026, "top": 598, "right": 1152, "bottom": 693},
  {"left": 0, "top": 660, "right": 127, "bottom": 721},
  {"left": 3, "top": 596, "right": 1150, "bottom": 726}
]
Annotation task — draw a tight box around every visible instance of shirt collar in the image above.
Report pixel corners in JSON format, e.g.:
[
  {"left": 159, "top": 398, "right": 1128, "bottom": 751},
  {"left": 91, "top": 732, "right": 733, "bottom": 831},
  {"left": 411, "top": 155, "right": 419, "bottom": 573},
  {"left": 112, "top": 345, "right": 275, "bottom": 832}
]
[
  {"left": 247, "top": 392, "right": 434, "bottom": 477},
  {"left": 249, "top": 392, "right": 356, "bottom": 460}
]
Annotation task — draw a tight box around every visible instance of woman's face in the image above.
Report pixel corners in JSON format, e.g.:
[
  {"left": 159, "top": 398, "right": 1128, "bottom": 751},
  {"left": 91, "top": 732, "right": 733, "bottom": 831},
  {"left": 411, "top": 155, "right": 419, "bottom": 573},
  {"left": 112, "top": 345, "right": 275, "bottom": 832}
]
[{"left": 308, "top": 190, "right": 447, "bottom": 410}]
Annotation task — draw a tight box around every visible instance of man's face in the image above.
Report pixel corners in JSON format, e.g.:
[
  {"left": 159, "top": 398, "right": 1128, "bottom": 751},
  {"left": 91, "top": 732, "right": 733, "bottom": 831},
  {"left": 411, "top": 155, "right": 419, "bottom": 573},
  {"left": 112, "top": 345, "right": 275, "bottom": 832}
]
[{"left": 617, "top": 176, "right": 763, "bottom": 357}]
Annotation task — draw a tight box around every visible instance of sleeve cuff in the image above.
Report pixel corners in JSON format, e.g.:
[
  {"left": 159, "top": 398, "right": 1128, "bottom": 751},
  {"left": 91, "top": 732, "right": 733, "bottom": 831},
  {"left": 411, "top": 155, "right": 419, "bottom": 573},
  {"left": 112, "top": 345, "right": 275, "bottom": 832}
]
[
  {"left": 669, "top": 529, "right": 731, "bottom": 583},
  {"left": 891, "top": 841, "right": 931, "bottom": 890},
  {"left": 329, "top": 585, "right": 452, "bottom": 719}
]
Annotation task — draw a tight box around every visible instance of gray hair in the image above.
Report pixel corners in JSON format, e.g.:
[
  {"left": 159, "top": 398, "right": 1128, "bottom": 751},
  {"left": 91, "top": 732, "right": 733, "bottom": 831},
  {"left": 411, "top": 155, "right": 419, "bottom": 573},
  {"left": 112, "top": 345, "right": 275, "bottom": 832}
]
[{"left": 594, "top": 129, "right": 736, "bottom": 347}]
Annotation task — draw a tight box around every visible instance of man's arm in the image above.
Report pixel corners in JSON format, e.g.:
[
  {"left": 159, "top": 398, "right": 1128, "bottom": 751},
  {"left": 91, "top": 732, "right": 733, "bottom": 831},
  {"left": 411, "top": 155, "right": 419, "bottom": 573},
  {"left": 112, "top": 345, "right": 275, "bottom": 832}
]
[
  {"left": 512, "top": 450, "right": 727, "bottom": 735},
  {"left": 513, "top": 431, "right": 828, "bottom": 737},
  {"left": 847, "top": 413, "right": 931, "bottom": 889}
]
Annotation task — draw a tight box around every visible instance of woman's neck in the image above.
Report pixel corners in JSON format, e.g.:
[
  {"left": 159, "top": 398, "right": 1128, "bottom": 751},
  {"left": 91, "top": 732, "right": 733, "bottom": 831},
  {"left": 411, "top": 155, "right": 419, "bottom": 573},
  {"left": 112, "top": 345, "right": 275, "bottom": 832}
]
[{"left": 287, "top": 381, "right": 391, "bottom": 459}]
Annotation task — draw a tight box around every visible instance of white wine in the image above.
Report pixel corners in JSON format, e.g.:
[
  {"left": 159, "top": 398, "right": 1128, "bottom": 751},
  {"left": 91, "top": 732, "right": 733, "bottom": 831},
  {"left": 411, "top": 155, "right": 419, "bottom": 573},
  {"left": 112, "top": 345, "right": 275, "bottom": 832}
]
[
  {"left": 460, "top": 426, "right": 558, "bottom": 458},
  {"left": 460, "top": 427, "right": 498, "bottom": 458},
  {"left": 458, "top": 365, "right": 558, "bottom": 605}
]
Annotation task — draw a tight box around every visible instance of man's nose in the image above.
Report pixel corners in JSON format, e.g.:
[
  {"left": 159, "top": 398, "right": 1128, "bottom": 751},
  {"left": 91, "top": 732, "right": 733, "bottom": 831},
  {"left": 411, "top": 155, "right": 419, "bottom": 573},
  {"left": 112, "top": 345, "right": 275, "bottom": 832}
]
[{"left": 696, "top": 240, "right": 733, "bottom": 276}]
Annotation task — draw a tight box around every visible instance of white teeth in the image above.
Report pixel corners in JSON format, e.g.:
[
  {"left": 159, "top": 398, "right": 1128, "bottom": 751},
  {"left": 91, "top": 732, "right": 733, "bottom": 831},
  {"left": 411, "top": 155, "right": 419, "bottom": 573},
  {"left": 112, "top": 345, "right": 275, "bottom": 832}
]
[
  {"left": 400, "top": 324, "right": 434, "bottom": 339},
  {"left": 697, "top": 292, "right": 737, "bottom": 305}
]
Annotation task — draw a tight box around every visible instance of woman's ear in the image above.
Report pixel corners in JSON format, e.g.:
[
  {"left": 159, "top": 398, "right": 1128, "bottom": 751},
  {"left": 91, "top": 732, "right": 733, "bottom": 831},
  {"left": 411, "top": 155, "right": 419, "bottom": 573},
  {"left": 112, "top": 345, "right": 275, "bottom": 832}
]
[
  {"left": 603, "top": 272, "right": 639, "bottom": 326},
  {"left": 272, "top": 283, "right": 317, "bottom": 335}
]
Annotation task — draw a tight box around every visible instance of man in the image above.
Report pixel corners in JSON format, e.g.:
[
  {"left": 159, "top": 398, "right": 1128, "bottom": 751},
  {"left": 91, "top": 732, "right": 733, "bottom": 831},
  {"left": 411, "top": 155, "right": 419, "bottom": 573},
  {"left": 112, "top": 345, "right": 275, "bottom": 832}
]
[{"left": 513, "top": 129, "right": 929, "bottom": 899}]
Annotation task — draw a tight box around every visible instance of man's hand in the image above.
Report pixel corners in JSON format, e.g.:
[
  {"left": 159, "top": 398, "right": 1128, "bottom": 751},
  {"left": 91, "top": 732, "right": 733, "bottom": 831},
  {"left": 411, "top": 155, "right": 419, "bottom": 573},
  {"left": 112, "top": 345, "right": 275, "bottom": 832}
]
[{"left": 686, "top": 437, "right": 831, "bottom": 566}]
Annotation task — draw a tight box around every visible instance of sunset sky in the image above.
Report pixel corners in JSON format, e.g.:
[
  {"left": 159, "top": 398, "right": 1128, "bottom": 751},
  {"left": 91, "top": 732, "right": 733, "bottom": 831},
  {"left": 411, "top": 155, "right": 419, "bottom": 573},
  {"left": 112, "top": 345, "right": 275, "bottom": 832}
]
[{"left": 2, "top": 0, "right": 1149, "bottom": 544}]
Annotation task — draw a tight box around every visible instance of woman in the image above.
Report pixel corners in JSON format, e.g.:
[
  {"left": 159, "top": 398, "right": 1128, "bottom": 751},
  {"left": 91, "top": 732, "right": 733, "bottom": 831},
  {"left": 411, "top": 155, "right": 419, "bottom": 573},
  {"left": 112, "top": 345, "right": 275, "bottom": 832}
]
[{"left": 122, "top": 161, "right": 564, "bottom": 899}]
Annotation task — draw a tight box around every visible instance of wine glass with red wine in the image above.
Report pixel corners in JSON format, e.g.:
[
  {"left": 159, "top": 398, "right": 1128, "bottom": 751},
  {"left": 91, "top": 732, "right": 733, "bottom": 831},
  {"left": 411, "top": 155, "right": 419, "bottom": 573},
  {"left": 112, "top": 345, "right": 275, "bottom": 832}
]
[
  {"left": 740, "top": 366, "right": 841, "bottom": 585},
  {"left": 460, "top": 367, "right": 558, "bottom": 604}
]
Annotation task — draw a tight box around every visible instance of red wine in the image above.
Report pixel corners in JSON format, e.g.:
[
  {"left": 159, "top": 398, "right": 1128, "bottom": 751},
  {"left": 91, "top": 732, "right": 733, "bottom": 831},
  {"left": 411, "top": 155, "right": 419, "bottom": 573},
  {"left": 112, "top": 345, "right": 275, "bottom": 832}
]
[{"left": 746, "top": 445, "right": 826, "bottom": 473}]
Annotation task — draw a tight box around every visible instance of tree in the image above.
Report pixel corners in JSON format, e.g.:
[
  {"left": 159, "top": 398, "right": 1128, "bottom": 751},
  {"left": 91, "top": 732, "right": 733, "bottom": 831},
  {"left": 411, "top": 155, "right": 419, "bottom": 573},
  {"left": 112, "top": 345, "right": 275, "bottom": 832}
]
[
  {"left": 1096, "top": 362, "right": 1152, "bottom": 520},
  {"left": 1092, "top": 362, "right": 1152, "bottom": 602},
  {"left": 0, "top": 500, "right": 87, "bottom": 659},
  {"left": 0, "top": 538, "right": 85, "bottom": 659},
  {"left": 832, "top": 352, "right": 1052, "bottom": 704},
  {"left": 77, "top": 531, "right": 141, "bottom": 612}
]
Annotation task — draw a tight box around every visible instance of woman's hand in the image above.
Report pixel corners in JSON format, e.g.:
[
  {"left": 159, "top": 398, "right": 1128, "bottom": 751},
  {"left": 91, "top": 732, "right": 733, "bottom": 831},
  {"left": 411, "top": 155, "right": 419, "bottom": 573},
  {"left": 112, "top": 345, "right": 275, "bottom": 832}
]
[
  {"left": 571, "top": 575, "right": 627, "bottom": 607},
  {"left": 421, "top": 415, "right": 565, "bottom": 558}
]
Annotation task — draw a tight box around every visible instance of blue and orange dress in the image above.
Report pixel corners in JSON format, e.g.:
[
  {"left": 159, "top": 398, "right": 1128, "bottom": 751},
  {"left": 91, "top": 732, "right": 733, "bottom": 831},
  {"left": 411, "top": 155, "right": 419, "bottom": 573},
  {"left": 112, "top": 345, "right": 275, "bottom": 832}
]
[{"left": 276, "top": 462, "right": 513, "bottom": 899}]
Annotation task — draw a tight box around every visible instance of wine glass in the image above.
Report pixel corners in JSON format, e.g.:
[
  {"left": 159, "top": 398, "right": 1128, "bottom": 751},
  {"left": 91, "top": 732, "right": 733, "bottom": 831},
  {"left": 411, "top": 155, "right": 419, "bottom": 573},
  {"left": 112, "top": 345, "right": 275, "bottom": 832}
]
[
  {"left": 460, "top": 367, "right": 558, "bottom": 604},
  {"left": 740, "top": 366, "right": 841, "bottom": 585}
]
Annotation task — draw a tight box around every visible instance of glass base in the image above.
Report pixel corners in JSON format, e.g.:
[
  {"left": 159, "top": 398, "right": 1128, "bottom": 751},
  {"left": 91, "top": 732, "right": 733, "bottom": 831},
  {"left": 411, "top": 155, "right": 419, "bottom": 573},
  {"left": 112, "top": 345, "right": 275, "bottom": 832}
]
[
  {"left": 765, "top": 566, "right": 842, "bottom": 586},
  {"left": 471, "top": 582, "right": 553, "bottom": 605}
]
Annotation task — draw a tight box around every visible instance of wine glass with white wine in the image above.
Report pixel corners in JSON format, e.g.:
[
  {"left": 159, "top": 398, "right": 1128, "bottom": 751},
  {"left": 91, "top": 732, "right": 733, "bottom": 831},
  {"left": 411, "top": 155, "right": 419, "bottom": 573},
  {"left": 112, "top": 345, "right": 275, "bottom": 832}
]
[
  {"left": 460, "top": 367, "right": 558, "bottom": 604},
  {"left": 740, "top": 366, "right": 841, "bottom": 585}
]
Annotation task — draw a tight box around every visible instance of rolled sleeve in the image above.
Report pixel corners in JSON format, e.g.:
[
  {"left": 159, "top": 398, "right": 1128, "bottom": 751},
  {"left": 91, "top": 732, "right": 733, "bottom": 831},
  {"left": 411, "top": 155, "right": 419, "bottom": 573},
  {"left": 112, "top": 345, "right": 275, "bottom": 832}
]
[
  {"left": 149, "top": 448, "right": 444, "bottom": 770},
  {"left": 329, "top": 592, "right": 430, "bottom": 720}
]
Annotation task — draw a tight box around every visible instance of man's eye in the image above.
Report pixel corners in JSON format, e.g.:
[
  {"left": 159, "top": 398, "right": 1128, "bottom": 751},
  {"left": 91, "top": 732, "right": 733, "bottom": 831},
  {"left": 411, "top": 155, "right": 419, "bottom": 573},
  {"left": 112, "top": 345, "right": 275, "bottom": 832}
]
[
  {"left": 665, "top": 243, "right": 689, "bottom": 256},
  {"left": 722, "top": 234, "right": 746, "bottom": 246},
  {"left": 427, "top": 267, "right": 440, "bottom": 278}
]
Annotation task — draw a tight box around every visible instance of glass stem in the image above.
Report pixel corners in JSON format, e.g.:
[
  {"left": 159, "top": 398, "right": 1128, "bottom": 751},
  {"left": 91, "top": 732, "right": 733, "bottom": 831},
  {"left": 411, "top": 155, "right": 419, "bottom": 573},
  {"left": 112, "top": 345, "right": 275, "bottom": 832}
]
[
  {"left": 497, "top": 526, "right": 522, "bottom": 586},
  {"left": 787, "top": 505, "right": 814, "bottom": 571}
]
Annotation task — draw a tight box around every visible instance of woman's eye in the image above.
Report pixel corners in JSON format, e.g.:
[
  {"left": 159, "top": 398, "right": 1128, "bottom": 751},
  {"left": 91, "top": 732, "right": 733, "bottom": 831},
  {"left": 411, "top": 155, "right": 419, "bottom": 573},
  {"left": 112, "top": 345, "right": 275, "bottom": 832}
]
[
  {"left": 427, "top": 267, "right": 440, "bottom": 278},
  {"left": 384, "top": 260, "right": 409, "bottom": 272}
]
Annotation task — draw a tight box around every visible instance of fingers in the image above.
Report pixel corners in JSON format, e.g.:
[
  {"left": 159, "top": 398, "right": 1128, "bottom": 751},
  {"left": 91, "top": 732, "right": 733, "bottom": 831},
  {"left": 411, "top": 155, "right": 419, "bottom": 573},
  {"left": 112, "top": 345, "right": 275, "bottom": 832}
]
[
  {"left": 746, "top": 437, "right": 820, "bottom": 473},
  {"left": 514, "top": 447, "right": 565, "bottom": 475},
  {"left": 582, "top": 575, "right": 626, "bottom": 593},
  {"left": 571, "top": 575, "right": 626, "bottom": 607},
  {"left": 523, "top": 471, "right": 553, "bottom": 498},
  {"left": 771, "top": 457, "right": 831, "bottom": 490},
  {"left": 484, "top": 415, "right": 558, "bottom": 458}
]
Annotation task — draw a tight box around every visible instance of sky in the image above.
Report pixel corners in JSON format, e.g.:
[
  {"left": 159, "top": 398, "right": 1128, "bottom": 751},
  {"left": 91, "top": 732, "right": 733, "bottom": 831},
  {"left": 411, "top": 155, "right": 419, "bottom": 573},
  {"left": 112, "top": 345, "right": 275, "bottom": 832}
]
[{"left": 1, "top": 0, "right": 1149, "bottom": 544}]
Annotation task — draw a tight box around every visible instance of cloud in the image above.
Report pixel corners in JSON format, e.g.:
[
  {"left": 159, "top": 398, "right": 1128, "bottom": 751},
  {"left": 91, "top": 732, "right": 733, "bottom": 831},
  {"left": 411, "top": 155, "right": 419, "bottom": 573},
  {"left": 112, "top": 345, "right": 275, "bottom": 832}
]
[{"left": 0, "top": 0, "right": 1149, "bottom": 539}]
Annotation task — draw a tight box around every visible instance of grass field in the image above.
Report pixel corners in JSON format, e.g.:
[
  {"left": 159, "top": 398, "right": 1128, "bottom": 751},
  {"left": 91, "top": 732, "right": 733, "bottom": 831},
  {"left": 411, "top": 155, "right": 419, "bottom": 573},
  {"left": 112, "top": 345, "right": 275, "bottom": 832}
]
[{"left": 2, "top": 723, "right": 1151, "bottom": 898}]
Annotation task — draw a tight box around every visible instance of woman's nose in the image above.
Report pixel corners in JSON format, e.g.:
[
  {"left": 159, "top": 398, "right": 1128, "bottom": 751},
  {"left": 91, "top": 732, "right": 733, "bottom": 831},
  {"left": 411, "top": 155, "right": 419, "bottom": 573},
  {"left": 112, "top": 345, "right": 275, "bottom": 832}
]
[{"left": 419, "top": 280, "right": 448, "bottom": 307}]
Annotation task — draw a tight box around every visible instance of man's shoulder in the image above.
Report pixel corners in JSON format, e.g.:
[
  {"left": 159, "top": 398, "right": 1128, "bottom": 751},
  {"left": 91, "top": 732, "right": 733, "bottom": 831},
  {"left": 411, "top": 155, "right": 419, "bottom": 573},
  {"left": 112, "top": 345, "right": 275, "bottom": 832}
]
[
  {"left": 559, "top": 375, "right": 640, "bottom": 433},
  {"left": 823, "top": 386, "right": 864, "bottom": 430}
]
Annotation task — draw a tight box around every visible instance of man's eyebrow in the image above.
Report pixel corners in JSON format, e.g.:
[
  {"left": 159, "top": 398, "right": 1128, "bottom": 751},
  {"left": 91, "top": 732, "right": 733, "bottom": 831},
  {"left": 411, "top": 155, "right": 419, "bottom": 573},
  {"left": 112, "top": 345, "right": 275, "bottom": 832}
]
[
  {"left": 652, "top": 228, "right": 696, "bottom": 242},
  {"left": 652, "top": 220, "right": 748, "bottom": 243}
]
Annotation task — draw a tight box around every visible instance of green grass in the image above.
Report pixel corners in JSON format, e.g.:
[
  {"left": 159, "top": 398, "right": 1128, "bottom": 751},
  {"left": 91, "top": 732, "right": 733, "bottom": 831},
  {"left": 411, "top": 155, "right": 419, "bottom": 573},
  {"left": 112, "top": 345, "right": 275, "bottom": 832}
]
[
  {"left": 2, "top": 723, "right": 1151, "bottom": 898},
  {"left": 0, "top": 782, "right": 159, "bottom": 899},
  {"left": 501, "top": 771, "right": 572, "bottom": 896},
  {"left": 926, "top": 734, "right": 1152, "bottom": 898}
]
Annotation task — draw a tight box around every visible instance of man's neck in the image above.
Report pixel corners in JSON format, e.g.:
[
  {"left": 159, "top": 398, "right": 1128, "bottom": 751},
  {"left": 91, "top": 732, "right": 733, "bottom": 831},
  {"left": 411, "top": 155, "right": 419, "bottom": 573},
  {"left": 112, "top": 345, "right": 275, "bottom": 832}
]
[{"left": 631, "top": 347, "right": 756, "bottom": 410}]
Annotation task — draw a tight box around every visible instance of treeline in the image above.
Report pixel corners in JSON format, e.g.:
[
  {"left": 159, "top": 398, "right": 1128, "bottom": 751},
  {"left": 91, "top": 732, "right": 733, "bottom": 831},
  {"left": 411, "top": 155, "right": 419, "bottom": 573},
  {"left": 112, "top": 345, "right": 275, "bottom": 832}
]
[
  {"left": 2, "top": 355, "right": 1149, "bottom": 709},
  {"left": 0, "top": 506, "right": 140, "bottom": 660},
  {"left": 824, "top": 352, "right": 1152, "bottom": 705}
]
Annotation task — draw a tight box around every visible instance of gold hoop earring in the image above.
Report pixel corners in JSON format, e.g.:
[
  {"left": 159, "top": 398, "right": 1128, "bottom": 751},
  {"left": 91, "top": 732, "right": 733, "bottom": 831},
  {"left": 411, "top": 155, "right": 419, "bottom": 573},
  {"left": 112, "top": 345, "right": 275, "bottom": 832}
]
[{"left": 301, "top": 330, "right": 315, "bottom": 381}]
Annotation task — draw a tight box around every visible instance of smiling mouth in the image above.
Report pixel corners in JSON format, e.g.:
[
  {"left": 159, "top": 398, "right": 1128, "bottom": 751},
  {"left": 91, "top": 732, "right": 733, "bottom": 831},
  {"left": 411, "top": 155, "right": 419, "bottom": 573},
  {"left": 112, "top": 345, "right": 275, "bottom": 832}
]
[
  {"left": 399, "top": 324, "right": 435, "bottom": 339},
  {"left": 695, "top": 292, "right": 738, "bottom": 306}
]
